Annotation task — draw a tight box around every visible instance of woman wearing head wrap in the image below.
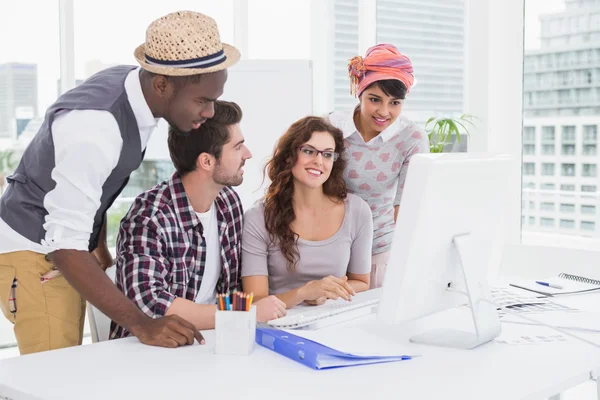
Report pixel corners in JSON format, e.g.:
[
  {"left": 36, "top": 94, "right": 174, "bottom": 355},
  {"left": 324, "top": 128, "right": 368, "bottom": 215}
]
[{"left": 327, "top": 44, "right": 430, "bottom": 289}]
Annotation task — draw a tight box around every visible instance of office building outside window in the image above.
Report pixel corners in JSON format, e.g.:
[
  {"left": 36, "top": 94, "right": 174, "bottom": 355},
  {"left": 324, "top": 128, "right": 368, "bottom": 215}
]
[{"left": 523, "top": 0, "right": 600, "bottom": 241}]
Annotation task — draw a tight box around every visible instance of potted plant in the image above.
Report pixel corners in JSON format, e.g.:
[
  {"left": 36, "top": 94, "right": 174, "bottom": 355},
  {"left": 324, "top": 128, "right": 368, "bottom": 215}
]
[{"left": 425, "top": 114, "right": 477, "bottom": 153}]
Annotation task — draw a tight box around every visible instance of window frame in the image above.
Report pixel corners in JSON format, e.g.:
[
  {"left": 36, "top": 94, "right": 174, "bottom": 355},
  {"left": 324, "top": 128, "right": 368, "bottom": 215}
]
[{"left": 466, "top": 0, "right": 600, "bottom": 278}]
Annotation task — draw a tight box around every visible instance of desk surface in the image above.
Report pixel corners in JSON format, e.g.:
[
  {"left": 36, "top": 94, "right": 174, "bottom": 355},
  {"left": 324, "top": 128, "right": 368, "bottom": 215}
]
[{"left": 1, "top": 291, "right": 600, "bottom": 400}]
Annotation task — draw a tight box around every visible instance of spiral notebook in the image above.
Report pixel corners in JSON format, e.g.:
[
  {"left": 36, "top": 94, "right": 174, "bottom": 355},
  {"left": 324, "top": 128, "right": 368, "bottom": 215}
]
[{"left": 510, "top": 273, "right": 600, "bottom": 296}]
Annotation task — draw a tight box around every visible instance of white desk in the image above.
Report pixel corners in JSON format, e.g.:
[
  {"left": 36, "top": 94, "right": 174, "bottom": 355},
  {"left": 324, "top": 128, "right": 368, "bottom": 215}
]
[{"left": 1, "top": 291, "right": 600, "bottom": 400}]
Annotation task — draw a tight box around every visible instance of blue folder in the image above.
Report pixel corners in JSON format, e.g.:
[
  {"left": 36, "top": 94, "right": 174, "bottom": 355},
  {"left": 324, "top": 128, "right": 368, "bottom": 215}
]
[{"left": 256, "top": 326, "right": 413, "bottom": 370}]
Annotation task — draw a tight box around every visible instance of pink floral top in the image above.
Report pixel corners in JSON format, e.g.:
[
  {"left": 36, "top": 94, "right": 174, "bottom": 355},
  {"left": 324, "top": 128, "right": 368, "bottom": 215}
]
[{"left": 329, "top": 109, "right": 430, "bottom": 254}]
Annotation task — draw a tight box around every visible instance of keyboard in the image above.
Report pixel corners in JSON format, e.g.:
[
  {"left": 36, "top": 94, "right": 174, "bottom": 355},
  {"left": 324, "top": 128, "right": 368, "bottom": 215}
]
[{"left": 268, "top": 288, "right": 382, "bottom": 330}]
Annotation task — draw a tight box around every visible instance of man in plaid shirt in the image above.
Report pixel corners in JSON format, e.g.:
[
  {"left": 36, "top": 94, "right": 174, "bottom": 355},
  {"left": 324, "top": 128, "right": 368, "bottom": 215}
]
[{"left": 111, "top": 101, "right": 286, "bottom": 342}]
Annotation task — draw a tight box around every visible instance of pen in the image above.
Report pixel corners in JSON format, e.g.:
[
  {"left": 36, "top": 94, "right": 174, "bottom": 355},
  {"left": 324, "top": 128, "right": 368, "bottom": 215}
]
[{"left": 535, "top": 281, "right": 563, "bottom": 289}]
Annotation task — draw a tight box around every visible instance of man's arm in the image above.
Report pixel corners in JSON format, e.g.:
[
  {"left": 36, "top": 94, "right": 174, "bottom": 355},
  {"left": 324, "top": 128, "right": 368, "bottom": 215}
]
[
  {"left": 92, "top": 220, "right": 114, "bottom": 271},
  {"left": 44, "top": 110, "right": 201, "bottom": 347}
]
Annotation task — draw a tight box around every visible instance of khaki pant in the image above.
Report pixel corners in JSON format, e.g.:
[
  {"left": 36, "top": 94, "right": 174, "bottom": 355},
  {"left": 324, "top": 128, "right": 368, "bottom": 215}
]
[{"left": 0, "top": 251, "right": 85, "bottom": 355}]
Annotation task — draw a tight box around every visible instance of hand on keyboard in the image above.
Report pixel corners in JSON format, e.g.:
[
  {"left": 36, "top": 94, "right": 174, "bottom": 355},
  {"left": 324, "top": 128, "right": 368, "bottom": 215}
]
[
  {"left": 304, "top": 297, "right": 327, "bottom": 306},
  {"left": 268, "top": 289, "right": 382, "bottom": 329},
  {"left": 255, "top": 295, "right": 287, "bottom": 322},
  {"left": 300, "top": 275, "right": 356, "bottom": 302}
]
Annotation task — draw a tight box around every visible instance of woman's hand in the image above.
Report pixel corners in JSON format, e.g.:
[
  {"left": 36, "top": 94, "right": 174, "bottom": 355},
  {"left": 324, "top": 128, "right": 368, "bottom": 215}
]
[
  {"left": 300, "top": 275, "right": 356, "bottom": 302},
  {"left": 304, "top": 297, "right": 327, "bottom": 306},
  {"left": 254, "top": 295, "right": 287, "bottom": 322}
]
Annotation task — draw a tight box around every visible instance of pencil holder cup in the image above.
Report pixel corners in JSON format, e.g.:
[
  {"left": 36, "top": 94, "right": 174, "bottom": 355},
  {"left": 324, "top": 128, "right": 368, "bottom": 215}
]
[{"left": 215, "top": 305, "right": 256, "bottom": 356}]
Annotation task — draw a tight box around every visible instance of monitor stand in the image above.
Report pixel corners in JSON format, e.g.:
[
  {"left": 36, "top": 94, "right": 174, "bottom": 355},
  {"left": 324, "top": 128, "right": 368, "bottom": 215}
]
[{"left": 409, "top": 233, "right": 501, "bottom": 349}]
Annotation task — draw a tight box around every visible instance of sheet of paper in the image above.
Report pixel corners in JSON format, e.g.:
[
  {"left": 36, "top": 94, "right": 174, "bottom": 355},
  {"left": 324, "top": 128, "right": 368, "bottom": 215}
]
[
  {"left": 501, "top": 310, "right": 600, "bottom": 333},
  {"left": 498, "top": 301, "right": 579, "bottom": 317},
  {"left": 490, "top": 286, "right": 550, "bottom": 308},
  {"left": 495, "top": 334, "right": 570, "bottom": 346},
  {"left": 283, "top": 324, "right": 416, "bottom": 357}
]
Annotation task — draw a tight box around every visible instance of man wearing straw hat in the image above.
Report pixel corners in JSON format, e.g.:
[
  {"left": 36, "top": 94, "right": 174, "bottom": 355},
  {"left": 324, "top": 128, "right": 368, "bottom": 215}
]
[{"left": 0, "top": 11, "right": 238, "bottom": 354}]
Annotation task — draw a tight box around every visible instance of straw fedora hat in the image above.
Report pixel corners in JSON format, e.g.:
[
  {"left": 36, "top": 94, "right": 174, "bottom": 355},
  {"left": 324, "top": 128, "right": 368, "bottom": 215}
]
[{"left": 134, "top": 11, "right": 240, "bottom": 76}]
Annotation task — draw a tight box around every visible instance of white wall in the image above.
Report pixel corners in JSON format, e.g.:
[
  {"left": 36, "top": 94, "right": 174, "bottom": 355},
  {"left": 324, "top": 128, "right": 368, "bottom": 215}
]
[{"left": 220, "top": 60, "right": 313, "bottom": 211}]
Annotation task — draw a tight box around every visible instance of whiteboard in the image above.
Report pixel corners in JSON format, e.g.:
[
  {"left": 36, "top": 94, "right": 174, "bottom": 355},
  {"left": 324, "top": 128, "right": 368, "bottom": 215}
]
[{"left": 220, "top": 59, "right": 313, "bottom": 211}]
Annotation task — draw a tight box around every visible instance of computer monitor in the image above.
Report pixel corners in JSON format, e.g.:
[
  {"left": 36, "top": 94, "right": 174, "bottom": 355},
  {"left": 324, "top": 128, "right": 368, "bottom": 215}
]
[{"left": 376, "top": 153, "right": 513, "bottom": 349}]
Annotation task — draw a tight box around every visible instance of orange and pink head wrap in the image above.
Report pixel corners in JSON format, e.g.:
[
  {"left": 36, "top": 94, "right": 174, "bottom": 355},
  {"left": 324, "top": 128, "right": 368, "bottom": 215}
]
[{"left": 348, "top": 43, "right": 414, "bottom": 97}]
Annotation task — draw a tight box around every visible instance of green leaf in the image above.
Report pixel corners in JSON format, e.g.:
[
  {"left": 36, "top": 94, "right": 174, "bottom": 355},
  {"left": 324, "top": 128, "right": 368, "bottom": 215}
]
[
  {"left": 425, "top": 116, "right": 437, "bottom": 128},
  {"left": 447, "top": 120, "right": 460, "bottom": 143},
  {"left": 423, "top": 113, "right": 479, "bottom": 153},
  {"left": 453, "top": 119, "right": 470, "bottom": 136}
]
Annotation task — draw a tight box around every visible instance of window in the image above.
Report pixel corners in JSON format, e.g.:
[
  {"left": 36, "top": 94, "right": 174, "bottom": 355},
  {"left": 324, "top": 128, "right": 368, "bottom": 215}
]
[
  {"left": 540, "top": 202, "right": 554, "bottom": 211},
  {"left": 523, "top": 144, "right": 535, "bottom": 155},
  {"left": 583, "top": 144, "right": 597, "bottom": 155},
  {"left": 521, "top": 1, "right": 600, "bottom": 247},
  {"left": 529, "top": 216, "right": 535, "bottom": 225},
  {"left": 560, "top": 203, "right": 575, "bottom": 213},
  {"left": 582, "top": 185, "right": 597, "bottom": 192},
  {"left": 0, "top": 0, "right": 60, "bottom": 349},
  {"left": 529, "top": 201, "right": 535, "bottom": 209},
  {"left": 540, "top": 183, "right": 555, "bottom": 190},
  {"left": 582, "top": 163, "right": 597, "bottom": 177},
  {"left": 541, "top": 163, "right": 555, "bottom": 176},
  {"left": 583, "top": 125, "right": 597, "bottom": 142},
  {"left": 523, "top": 162, "right": 535, "bottom": 175},
  {"left": 523, "top": 126, "right": 536, "bottom": 142},
  {"left": 581, "top": 205, "right": 596, "bottom": 214},
  {"left": 540, "top": 217, "right": 555, "bottom": 227},
  {"left": 561, "top": 163, "right": 575, "bottom": 176},
  {"left": 561, "top": 144, "right": 575, "bottom": 155},
  {"left": 0, "top": 3, "right": 58, "bottom": 140},
  {"left": 542, "top": 126, "right": 555, "bottom": 141},
  {"left": 561, "top": 125, "right": 575, "bottom": 141},
  {"left": 376, "top": 0, "right": 465, "bottom": 118},
  {"left": 581, "top": 221, "right": 595, "bottom": 231},
  {"left": 559, "top": 219, "right": 575, "bottom": 229},
  {"left": 542, "top": 144, "right": 555, "bottom": 155},
  {"left": 524, "top": 182, "right": 536, "bottom": 189}
]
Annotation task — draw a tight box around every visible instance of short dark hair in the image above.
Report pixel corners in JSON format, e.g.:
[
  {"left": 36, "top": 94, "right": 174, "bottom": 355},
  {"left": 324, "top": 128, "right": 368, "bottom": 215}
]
[
  {"left": 140, "top": 69, "right": 203, "bottom": 93},
  {"left": 363, "top": 79, "right": 407, "bottom": 99},
  {"left": 168, "top": 101, "right": 243, "bottom": 176}
]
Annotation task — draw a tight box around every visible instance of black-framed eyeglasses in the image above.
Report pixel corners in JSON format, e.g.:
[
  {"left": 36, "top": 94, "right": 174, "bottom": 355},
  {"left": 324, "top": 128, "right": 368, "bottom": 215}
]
[{"left": 298, "top": 145, "right": 339, "bottom": 162}]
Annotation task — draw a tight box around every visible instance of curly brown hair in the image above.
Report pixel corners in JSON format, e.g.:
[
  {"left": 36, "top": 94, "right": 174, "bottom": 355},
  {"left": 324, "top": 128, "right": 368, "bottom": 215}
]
[{"left": 263, "top": 116, "right": 348, "bottom": 271}]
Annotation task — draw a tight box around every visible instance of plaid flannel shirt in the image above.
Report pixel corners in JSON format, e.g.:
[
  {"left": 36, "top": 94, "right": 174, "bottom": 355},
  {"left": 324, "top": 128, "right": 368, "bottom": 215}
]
[{"left": 110, "top": 172, "right": 243, "bottom": 339}]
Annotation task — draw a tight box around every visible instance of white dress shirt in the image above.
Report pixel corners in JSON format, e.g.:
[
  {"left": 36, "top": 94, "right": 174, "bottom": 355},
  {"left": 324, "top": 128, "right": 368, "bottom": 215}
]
[{"left": 0, "top": 68, "right": 159, "bottom": 254}]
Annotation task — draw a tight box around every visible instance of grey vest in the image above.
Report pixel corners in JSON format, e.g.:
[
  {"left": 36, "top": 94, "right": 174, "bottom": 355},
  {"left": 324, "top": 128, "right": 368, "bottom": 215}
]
[{"left": 0, "top": 65, "right": 145, "bottom": 252}]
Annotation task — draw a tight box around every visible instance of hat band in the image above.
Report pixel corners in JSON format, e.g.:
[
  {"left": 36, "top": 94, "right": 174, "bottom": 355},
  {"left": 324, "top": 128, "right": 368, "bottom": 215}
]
[{"left": 145, "top": 49, "right": 226, "bottom": 69}]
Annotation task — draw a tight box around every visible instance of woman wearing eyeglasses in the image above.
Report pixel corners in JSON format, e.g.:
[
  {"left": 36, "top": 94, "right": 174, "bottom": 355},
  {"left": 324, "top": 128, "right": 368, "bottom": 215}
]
[
  {"left": 327, "top": 44, "right": 430, "bottom": 289},
  {"left": 241, "top": 117, "right": 373, "bottom": 309}
]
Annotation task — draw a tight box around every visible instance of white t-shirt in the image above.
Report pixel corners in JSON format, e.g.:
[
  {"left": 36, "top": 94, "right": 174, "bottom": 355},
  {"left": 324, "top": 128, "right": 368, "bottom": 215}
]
[{"left": 194, "top": 203, "right": 221, "bottom": 304}]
